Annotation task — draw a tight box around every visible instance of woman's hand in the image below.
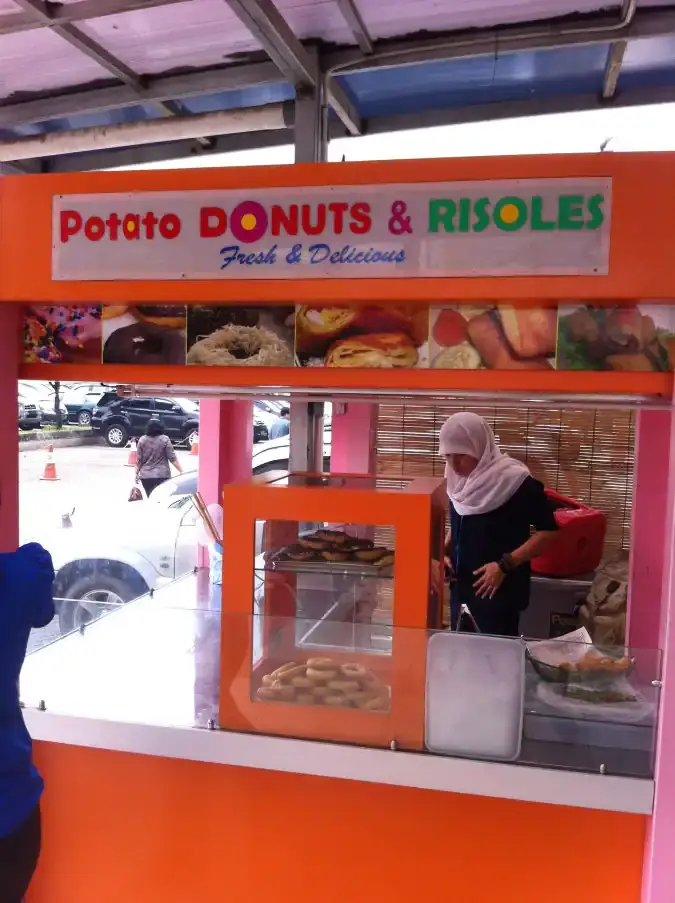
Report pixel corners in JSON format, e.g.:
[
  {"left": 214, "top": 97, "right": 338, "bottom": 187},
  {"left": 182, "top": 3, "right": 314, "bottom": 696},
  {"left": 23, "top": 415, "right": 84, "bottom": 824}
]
[{"left": 473, "top": 562, "right": 505, "bottom": 599}]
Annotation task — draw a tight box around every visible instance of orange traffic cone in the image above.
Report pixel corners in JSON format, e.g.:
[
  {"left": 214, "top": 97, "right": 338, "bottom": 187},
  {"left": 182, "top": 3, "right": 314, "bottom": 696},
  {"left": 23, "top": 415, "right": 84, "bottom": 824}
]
[
  {"left": 40, "top": 445, "right": 60, "bottom": 481},
  {"left": 126, "top": 439, "right": 137, "bottom": 467},
  {"left": 191, "top": 433, "right": 199, "bottom": 456}
]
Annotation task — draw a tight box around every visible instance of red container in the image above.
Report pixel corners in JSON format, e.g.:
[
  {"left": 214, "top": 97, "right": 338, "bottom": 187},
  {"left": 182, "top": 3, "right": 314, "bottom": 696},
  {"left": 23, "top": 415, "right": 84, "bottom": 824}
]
[{"left": 531, "top": 489, "right": 606, "bottom": 578}]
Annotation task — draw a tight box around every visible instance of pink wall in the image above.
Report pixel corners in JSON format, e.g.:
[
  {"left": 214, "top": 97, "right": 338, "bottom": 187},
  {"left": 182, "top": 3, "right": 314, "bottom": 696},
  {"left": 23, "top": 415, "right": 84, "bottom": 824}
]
[
  {"left": 197, "top": 399, "right": 252, "bottom": 568},
  {"left": 330, "top": 403, "right": 377, "bottom": 475},
  {"left": 1, "top": 304, "right": 19, "bottom": 551},
  {"left": 641, "top": 400, "right": 675, "bottom": 903},
  {"left": 628, "top": 411, "right": 670, "bottom": 650}
]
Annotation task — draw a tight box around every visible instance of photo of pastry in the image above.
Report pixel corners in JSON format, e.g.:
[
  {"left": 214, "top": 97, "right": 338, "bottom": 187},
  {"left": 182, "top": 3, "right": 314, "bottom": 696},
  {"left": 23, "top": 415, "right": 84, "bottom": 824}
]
[
  {"left": 556, "top": 304, "right": 675, "bottom": 372},
  {"left": 23, "top": 305, "right": 102, "bottom": 364},
  {"left": 429, "top": 305, "right": 557, "bottom": 370},
  {"left": 295, "top": 304, "right": 429, "bottom": 368},
  {"left": 102, "top": 305, "right": 186, "bottom": 365},
  {"left": 186, "top": 305, "right": 295, "bottom": 367}
]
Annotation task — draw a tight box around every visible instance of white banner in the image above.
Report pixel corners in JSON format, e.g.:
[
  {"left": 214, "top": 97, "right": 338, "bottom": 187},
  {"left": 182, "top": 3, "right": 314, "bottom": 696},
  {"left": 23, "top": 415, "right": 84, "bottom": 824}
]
[{"left": 52, "top": 178, "right": 612, "bottom": 281}]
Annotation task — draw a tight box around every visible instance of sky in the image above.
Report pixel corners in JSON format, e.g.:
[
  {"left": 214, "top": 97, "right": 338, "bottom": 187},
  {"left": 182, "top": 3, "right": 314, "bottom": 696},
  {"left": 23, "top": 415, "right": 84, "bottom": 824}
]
[{"left": 115, "top": 101, "right": 675, "bottom": 171}]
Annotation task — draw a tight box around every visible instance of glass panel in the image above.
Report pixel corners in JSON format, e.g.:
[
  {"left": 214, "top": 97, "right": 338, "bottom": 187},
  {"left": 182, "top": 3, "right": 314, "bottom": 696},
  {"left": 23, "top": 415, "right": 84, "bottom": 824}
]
[{"left": 21, "top": 575, "right": 661, "bottom": 778}]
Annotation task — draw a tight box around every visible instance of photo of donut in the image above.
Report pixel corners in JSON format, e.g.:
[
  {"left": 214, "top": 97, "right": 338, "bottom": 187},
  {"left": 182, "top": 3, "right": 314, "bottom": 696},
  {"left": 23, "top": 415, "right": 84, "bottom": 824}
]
[
  {"left": 23, "top": 305, "right": 102, "bottom": 364},
  {"left": 557, "top": 303, "right": 675, "bottom": 371},
  {"left": 186, "top": 305, "right": 294, "bottom": 367},
  {"left": 429, "top": 305, "right": 557, "bottom": 370},
  {"left": 295, "top": 304, "right": 429, "bottom": 368},
  {"left": 102, "top": 304, "right": 187, "bottom": 365}
]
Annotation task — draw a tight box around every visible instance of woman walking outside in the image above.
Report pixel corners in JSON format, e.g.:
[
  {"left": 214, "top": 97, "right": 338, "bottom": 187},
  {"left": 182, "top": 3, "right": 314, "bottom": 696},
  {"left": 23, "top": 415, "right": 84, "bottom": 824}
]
[{"left": 135, "top": 418, "right": 183, "bottom": 497}]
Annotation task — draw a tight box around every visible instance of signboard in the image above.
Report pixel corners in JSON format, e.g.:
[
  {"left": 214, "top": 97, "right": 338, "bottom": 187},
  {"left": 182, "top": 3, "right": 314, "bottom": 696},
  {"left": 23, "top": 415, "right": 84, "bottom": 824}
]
[
  {"left": 23, "top": 301, "right": 674, "bottom": 371},
  {"left": 51, "top": 178, "right": 612, "bottom": 281}
]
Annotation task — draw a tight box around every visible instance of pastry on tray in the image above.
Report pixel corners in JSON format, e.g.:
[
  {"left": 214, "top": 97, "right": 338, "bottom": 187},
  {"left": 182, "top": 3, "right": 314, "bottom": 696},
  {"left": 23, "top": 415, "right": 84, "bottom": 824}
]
[{"left": 325, "top": 332, "right": 418, "bottom": 368}]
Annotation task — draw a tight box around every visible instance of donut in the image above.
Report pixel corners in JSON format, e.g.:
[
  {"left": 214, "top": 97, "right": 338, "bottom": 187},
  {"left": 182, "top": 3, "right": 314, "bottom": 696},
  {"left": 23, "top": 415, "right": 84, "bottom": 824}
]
[
  {"left": 327, "top": 680, "right": 361, "bottom": 693},
  {"left": 361, "top": 696, "right": 389, "bottom": 711},
  {"left": 285, "top": 546, "right": 317, "bottom": 561},
  {"left": 306, "top": 668, "right": 339, "bottom": 683},
  {"left": 270, "top": 662, "right": 300, "bottom": 679},
  {"left": 344, "top": 690, "right": 368, "bottom": 706},
  {"left": 274, "top": 664, "right": 306, "bottom": 682},
  {"left": 291, "top": 676, "right": 313, "bottom": 689},
  {"left": 315, "top": 529, "right": 348, "bottom": 544},
  {"left": 355, "top": 547, "right": 388, "bottom": 562},
  {"left": 341, "top": 539, "right": 374, "bottom": 552},
  {"left": 270, "top": 682, "right": 295, "bottom": 701},
  {"left": 186, "top": 324, "right": 292, "bottom": 367},
  {"left": 324, "top": 695, "right": 346, "bottom": 707},
  {"left": 322, "top": 550, "right": 351, "bottom": 562},
  {"left": 298, "top": 537, "right": 330, "bottom": 550},
  {"left": 340, "top": 664, "right": 367, "bottom": 679},
  {"left": 25, "top": 305, "right": 102, "bottom": 364},
  {"left": 307, "top": 658, "right": 336, "bottom": 671},
  {"left": 134, "top": 305, "right": 186, "bottom": 330},
  {"left": 375, "top": 553, "right": 395, "bottom": 568},
  {"left": 312, "top": 686, "right": 332, "bottom": 700},
  {"left": 261, "top": 675, "right": 275, "bottom": 687},
  {"left": 103, "top": 322, "right": 186, "bottom": 365},
  {"left": 294, "top": 693, "right": 315, "bottom": 706}
]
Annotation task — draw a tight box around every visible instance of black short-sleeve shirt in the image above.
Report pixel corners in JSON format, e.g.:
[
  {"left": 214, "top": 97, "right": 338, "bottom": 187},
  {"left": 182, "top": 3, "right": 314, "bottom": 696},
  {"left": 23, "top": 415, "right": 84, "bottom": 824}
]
[{"left": 449, "top": 475, "right": 558, "bottom": 614}]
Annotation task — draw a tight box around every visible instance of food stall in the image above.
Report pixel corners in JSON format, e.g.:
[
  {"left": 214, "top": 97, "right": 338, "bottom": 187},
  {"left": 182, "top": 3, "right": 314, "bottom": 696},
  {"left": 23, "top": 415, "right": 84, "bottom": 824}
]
[{"left": 3, "top": 154, "right": 675, "bottom": 903}]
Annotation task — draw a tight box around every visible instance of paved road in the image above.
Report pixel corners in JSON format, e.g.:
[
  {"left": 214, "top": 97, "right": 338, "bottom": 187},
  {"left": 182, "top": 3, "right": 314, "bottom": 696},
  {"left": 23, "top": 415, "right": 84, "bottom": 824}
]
[{"left": 20, "top": 441, "right": 195, "bottom": 543}]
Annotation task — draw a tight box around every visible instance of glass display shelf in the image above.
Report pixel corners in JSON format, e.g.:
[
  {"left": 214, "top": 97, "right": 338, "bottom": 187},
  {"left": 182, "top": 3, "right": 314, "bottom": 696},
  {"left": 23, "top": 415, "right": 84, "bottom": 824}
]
[{"left": 20, "top": 573, "right": 661, "bottom": 779}]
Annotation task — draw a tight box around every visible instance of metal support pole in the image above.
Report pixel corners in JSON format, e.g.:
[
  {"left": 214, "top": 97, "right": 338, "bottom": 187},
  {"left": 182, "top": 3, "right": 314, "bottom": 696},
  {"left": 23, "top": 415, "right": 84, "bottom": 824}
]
[{"left": 290, "top": 59, "right": 327, "bottom": 473}]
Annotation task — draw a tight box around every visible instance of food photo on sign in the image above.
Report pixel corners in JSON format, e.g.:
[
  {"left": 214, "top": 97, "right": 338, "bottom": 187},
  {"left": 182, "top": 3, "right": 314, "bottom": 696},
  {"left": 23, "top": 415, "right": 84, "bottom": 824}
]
[
  {"left": 429, "top": 306, "right": 557, "bottom": 369},
  {"left": 23, "top": 305, "right": 102, "bottom": 364},
  {"left": 186, "top": 305, "right": 295, "bottom": 367},
  {"left": 102, "top": 305, "right": 187, "bottom": 365},
  {"left": 556, "top": 303, "right": 675, "bottom": 371},
  {"left": 295, "top": 305, "right": 430, "bottom": 368}
]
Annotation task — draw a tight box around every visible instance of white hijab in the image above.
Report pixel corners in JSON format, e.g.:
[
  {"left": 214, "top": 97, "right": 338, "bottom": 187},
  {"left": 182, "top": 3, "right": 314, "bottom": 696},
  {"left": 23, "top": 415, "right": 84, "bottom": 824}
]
[
  {"left": 196, "top": 502, "right": 223, "bottom": 547},
  {"left": 438, "top": 412, "right": 530, "bottom": 516}
]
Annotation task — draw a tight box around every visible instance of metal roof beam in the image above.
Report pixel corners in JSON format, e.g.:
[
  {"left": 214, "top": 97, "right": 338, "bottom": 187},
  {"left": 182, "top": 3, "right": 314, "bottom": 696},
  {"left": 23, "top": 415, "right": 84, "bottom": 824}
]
[
  {"left": 222, "top": 0, "right": 361, "bottom": 134},
  {"left": 0, "top": 60, "right": 281, "bottom": 128},
  {"left": 334, "top": 0, "right": 373, "bottom": 54},
  {"left": 0, "top": 0, "right": 188, "bottom": 37},
  {"left": 324, "top": 2, "right": 669, "bottom": 74},
  {"left": 602, "top": 40, "right": 627, "bottom": 99}
]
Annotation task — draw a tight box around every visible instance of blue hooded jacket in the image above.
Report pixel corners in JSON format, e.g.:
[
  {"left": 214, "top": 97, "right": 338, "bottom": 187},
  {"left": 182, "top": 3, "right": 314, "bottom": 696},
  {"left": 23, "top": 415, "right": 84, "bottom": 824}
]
[{"left": 0, "top": 543, "right": 55, "bottom": 838}]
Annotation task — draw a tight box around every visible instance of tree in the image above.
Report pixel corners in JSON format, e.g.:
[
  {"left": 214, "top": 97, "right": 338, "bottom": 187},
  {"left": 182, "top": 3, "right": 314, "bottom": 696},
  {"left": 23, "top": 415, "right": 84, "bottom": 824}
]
[{"left": 48, "top": 381, "right": 63, "bottom": 429}]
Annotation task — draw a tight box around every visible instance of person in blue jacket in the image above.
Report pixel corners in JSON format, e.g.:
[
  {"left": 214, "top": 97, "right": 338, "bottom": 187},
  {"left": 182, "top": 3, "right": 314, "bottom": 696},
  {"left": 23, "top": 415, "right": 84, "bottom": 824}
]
[{"left": 0, "top": 542, "right": 55, "bottom": 903}]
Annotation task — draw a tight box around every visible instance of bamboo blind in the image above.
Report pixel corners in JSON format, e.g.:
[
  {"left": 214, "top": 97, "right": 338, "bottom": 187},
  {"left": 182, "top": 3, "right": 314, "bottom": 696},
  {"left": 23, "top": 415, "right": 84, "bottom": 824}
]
[{"left": 375, "top": 404, "right": 635, "bottom": 555}]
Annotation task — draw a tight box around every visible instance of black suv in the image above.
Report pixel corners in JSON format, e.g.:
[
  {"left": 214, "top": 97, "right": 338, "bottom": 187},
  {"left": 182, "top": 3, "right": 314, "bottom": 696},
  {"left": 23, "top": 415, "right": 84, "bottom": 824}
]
[{"left": 93, "top": 397, "right": 200, "bottom": 448}]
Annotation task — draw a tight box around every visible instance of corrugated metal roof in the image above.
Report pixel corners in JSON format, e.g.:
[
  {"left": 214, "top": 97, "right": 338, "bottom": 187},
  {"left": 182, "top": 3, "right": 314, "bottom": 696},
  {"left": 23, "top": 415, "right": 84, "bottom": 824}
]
[{"left": 0, "top": 0, "right": 674, "bottom": 171}]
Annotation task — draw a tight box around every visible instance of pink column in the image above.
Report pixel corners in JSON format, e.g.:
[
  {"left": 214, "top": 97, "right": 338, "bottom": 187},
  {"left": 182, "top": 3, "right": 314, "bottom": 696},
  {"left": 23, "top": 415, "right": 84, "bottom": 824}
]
[
  {"left": 330, "top": 403, "right": 377, "bottom": 475},
  {"left": 628, "top": 411, "right": 671, "bottom": 649},
  {"left": 642, "top": 397, "right": 675, "bottom": 903},
  {"left": 197, "top": 399, "right": 252, "bottom": 568},
  {"left": 0, "top": 304, "right": 19, "bottom": 552}
]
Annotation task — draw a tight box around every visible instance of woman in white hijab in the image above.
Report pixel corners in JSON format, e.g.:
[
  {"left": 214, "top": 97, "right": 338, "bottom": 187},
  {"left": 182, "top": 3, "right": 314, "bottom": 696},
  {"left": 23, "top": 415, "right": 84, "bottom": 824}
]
[
  {"left": 439, "top": 412, "right": 558, "bottom": 636},
  {"left": 196, "top": 503, "right": 223, "bottom": 586}
]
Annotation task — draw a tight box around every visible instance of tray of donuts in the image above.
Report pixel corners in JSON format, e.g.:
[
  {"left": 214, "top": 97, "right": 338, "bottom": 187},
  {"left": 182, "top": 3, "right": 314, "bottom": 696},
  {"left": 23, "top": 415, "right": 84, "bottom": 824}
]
[
  {"left": 255, "top": 658, "right": 391, "bottom": 713},
  {"left": 266, "top": 529, "right": 395, "bottom": 574}
]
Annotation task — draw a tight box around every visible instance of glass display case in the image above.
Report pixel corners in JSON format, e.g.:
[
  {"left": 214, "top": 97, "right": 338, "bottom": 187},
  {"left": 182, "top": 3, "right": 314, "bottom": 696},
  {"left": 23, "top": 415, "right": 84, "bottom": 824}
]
[{"left": 219, "top": 471, "right": 447, "bottom": 749}]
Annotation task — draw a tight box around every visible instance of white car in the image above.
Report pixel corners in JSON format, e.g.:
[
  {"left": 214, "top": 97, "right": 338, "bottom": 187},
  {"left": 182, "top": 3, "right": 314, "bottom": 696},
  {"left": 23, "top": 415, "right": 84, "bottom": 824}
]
[{"left": 43, "top": 429, "right": 331, "bottom": 633}]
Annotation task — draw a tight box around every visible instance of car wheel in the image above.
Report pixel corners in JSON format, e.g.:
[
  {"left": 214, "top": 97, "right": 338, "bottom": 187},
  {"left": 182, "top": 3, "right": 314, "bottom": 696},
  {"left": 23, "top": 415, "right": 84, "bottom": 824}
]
[
  {"left": 105, "top": 423, "right": 128, "bottom": 447},
  {"left": 58, "top": 575, "right": 136, "bottom": 634},
  {"left": 185, "top": 428, "right": 199, "bottom": 448},
  {"left": 77, "top": 410, "right": 92, "bottom": 426}
]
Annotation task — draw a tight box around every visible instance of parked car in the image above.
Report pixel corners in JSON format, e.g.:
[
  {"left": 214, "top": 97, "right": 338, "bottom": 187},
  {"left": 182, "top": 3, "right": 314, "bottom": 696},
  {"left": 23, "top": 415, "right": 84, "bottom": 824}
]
[
  {"left": 18, "top": 400, "right": 41, "bottom": 431},
  {"left": 39, "top": 432, "right": 332, "bottom": 633},
  {"left": 92, "top": 396, "right": 200, "bottom": 448},
  {"left": 64, "top": 387, "right": 115, "bottom": 426},
  {"left": 38, "top": 396, "right": 68, "bottom": 426}
]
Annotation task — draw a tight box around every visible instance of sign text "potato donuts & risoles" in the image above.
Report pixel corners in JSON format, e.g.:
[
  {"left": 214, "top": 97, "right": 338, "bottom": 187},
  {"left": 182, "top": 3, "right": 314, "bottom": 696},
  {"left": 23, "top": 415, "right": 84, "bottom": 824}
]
[{"left": 51, "top": 179, "right": 612, "bottom": 281}]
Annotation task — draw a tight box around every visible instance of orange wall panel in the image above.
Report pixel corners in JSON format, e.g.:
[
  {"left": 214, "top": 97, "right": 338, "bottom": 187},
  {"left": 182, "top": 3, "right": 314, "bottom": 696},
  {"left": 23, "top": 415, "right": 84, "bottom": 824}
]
[{"left": 29, "top": 742, "right": 646, "bottom": 903}]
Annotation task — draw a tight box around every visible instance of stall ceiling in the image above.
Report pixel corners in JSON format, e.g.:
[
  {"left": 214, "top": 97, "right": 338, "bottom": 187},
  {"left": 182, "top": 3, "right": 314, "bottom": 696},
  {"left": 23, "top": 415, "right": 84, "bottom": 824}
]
[{"left": 1, "top": 0, "right": 675, "bottom": 172}]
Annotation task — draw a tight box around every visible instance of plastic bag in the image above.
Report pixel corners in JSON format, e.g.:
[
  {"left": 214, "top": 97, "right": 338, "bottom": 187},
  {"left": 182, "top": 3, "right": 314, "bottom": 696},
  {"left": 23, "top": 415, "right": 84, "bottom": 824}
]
[{"left": 128, "top": 485, "right": 144, "bottom": 502}]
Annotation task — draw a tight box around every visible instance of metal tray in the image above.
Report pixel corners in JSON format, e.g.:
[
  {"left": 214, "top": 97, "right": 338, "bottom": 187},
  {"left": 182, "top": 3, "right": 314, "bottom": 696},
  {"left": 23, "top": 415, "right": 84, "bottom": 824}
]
[{"left": 264, "top": 551, "right": 393, "bottom": 577}]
